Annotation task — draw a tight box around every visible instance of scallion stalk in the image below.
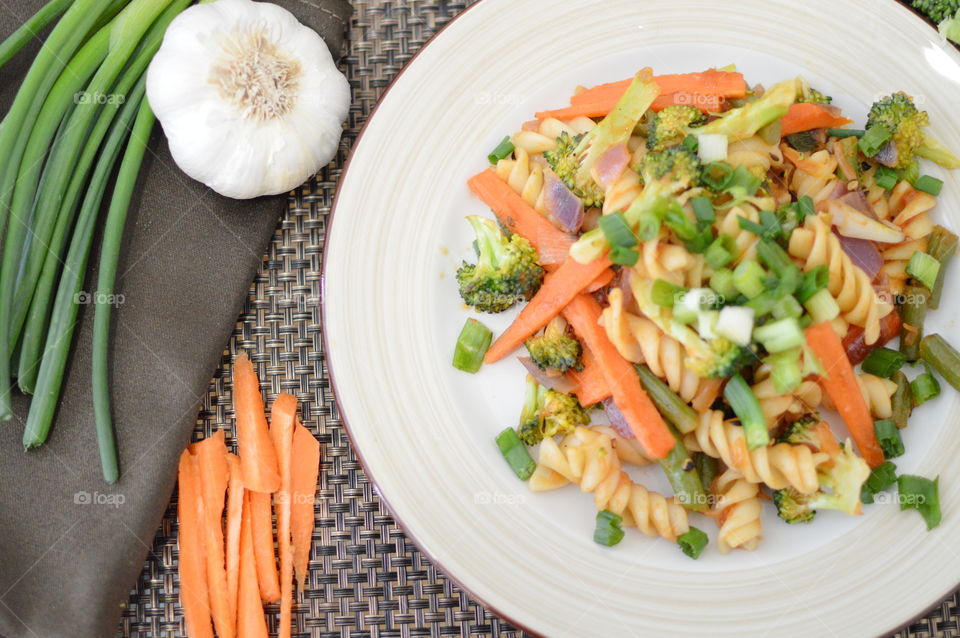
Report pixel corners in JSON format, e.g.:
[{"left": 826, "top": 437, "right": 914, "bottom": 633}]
[
  {"left": 796, "top": 264, "right": 828, "bottom": 304},
  {"left": 906, "top": 251, "right": 940, "bottom": 290},
  {"left": 910, "top": 372, "right": 940, "bottom": 406},
  {"left": 594, "top": 510, "right": 625, "bottom": 546},
  {"left": 0, "top": 0, "right": 74, "bottom": 70},
  {"left": 874, "top": 419, "right": 904, "bottom": 459},
  {"left": 651, "top": 279, "right": 686, "bottom": 307},
  {"left": 452, "top": 318, "right": 493, "bottom": 373},
  {"left": 753, "top": 317, "right": 804, "bottom": 353},
  {"left": 897, "top": 475, "right": 941, "bottom": 530},
  {"left": 733, "top": 260, "right": 765, "bottom": 299},
  {"left": 634, "top": 364, "right": 699, "bottom": 434},
  {"left": 487, "top": 136, "right": 514, "bottom": 164},
  {"left": 709, "top": 268, "right": 737, "bottom": 302},
  {"left": 861, "top": 347, "right": 907, "bottom": 378},
  {"left": 677, "top": 526, "right": 708, "bottom": 559},
  {"left": 724, "top": 374, "right": 769, "bottom": 450},
  {"left": 765, "top": 348, "right": 802, "bottom": 394},
  {"left": 495, "top": 428, "right": 536, "bottom": 480},
  {"left": 861, "top": 461, "right": 898, "bottom": 504},
  {"left": 914, "top": 175, "right": 943, "bottom": 196},
  {"left": 803, "top": 288, "right": 840, "bottom": 323},
  {"left": 597, "top": 211, "right": 638, "bottom": 248}
]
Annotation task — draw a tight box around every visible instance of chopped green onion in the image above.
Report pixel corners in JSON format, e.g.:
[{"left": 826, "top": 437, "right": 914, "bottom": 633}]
[
  {"left": 898, "top": 285, "right": 929, "bottom": 361},
  {"left": 594, "top": 510, "right": 626, "bottom": 546},
  {"left": 724, "top": 374, "right": 769, "bottom": 450},
  {"left": 737, "top": 215, "right": 778, "bottom": 241},
  {"left": 897, "top": 475, "right": 941, "bottom": 530},
  {"left": 914, "top": 175, "right": 943, "bottom": 196},
  {"left": 797, "top": 195, "right": 815, "bottom": 219},
  {"left": 859, "top": 124, "right": 892, "bottom": 157},
  {"left": 796, "top": 265, "right": 828, "bottom": 304},
  {"left": 874, "top": 419, "right": 904, "bottom": 459},
  {"left": 926, "top": 226, "right": 957, "bottom": 309},
  {"left": 891, "top": 371, "right": 913, "bottom": 429},
  {"left": 452, "top": 318, "right": 493, "bottom": 373},
  {"left": 727, "top": 165, "right": 762, "bottom": 197},
  {"left": 899, "top": 161, "right": 919, "bottom": 186},
  {"left": 919, "top": 334, "right": 960, "bottom": 392},
  {"left": 691, "top": 196, "right": 715, "bottom": 226},
  {"left": 803, "top": 288, "right": 840, "bottom": 323},
  {"left": 733, "top": 260, "right": 766, "bottom": 299},
  {"left": 495, "top": 428, "right": 536, "bottom": 480},
  {"left": 906, "top": 251, "right": 940, "bottom": 290},
  {"left": 910, "top": 372, "right": 940, "bottom": 406},
  {"left": 683, "top": 228, "right": 714, "bottom": 254},
  {"left": 636, "top": 207, "right": 662, "bottom": 241},
  {"left": 663, "top": 206, "right": 699, "bottom": 241},
  {"left": 753, "top": 317, "right": 805, "bottom": 353},
  {"left": 716, "top": 305, "right": 755, "bottom": 346},
  {"left": 756, "top": 240, "right": 795, "bottom": 278},
  {"left": 709, "top": 268, "right": 738, "bottom": 302},
  {"left": 758, "top": 210, "right": 783, "bottom": 241},
  {"left": 609, "top": 245, "right": 640, "bottom": 267},
  {"left": 705, "top": 235, "right": 735, "bottom": 269},
  {"left": 766, "top": 348, "right": 802, "bottom": 394},
  {"left": 702, "top": 161, "right": 734, "bottom": 190},
  {"left": 861, "top": 347, "right": 907, "bottom": 378},
  {"left": 772, "top": 295, "right": 803, "bottom": 320},
  {"left": 745, "top": 290, "right": 776, "bottom": 318},
  {"left": 874, "top": 165, "right": 898, "bottom": 190},
  {"left": 682, "top": 134, "right": 699, "bottom": 153},
  {"left": 861, "top": 461, "right": 898, "bottom": 504},
  {"left": 487, "top": 136, "right": 514, "bottom": 164},
  {"left": 677, "top": 526, "right": 708, "bottom": 559},
  {"left": 827, "top": 128, "right": 865, "bottom": 139},
  {"left": 652, "top": 279, "right": 686, "bottom": 307},
  {"left": 598, "top": 211, "right": 638, "bottom": 248}
]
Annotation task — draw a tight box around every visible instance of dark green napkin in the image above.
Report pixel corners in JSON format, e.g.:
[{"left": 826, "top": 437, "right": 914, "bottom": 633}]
[{"left": 0, "top": 2, "right": 350, "bottom": 637}]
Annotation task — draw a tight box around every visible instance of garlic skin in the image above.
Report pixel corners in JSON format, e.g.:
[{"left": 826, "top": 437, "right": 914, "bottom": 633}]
[{"left": 146, "top": 0, "right": 350, "bottom": 199}]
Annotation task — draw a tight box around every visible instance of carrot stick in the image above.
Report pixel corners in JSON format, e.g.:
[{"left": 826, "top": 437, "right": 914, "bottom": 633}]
[
  {"left": 805, "top": 322, "right": 885, "bottom": 467},
  {"left": 178, "top": 450, "right": 214, "bottom": 638},
  {"left": 225, "top": 454, "right": 244, "bottom": 629},
  {"left": 779, "top": 103, "right": 853, "bottom": 137},
  {"left": 467, "top": 168, "right": 574, "bottom": 264},
  {"left": 566, "top": 343, "right": 612, "bottom": 406},
  {"left": 484, "top": 254, "right": 612, "bottom": 364},
  {"left": 583, "top": 268, "right": 614, "bottom": 293},
  {"left": 562, "top": 294, "right": 675, "bottom": 458},
  {"left": 232, "top": 353, "right": 280, "bottom": 494},
  {"left": 238, "top": 492, "right": 269, "bottom": 638},
  {"left": 191, "top": 431, "right": 233, "bottom": 638},
  {"left": 270, "top": 393, "right": 298, "bottom": 638},
  {"left": 248, "top": 490, "right": 280, "bottom": 603},
  {"left": 290, "top": 420, "right": 320, "bottom": 589}
]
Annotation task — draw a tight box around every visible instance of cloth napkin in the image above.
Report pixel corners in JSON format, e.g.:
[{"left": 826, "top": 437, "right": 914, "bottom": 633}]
[{"left": 0, "top": 1, "right": 350, "bottom": 636}]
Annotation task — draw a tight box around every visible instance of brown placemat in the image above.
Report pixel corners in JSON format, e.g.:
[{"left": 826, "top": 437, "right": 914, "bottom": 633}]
[{"left": 118, "top": 1, "right": 959, "bottom": 636}]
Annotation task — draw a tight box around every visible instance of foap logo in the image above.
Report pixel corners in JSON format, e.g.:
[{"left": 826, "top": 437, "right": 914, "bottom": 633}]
[
  {"left": 474, "top": 490, "right": 526, "bottom": 507},
  {"left": 74, "top": 290, "right": 126, "bottom": 307},
  {"left": 74, "top": 490, "right": 126, "bottom": 508}
]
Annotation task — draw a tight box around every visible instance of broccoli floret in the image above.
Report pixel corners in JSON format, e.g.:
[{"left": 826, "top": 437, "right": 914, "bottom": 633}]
[
  {"left": 516, "top": 375, "right": 590, "bottom": 445},
  {"left": 777, "top": 415, "right": 822, "bottom": 448},
  {"left": 641, "top": 145, "right": 703, "bottom": 186},
  {"left": 797, "top": 77, "right": 833, "bottom": 105},
  {"left": 456, "top": 216, "right": 544, "bottom": 313},
  {"left": 911, "top": 0, "right": 959, "bottom": 23},
  {"left": 646, "top": 105, "right": 706, "bottom": 152},
  {"left": 524, "top": 316, "right": 582, "bottom": 372},
  {"left": 866, "top": 92, "right": 930, "bottom": 170},
  {"left": 696, "top": 79, "right": 797, "bottom": 142},
  {"left": 544, "top": 70, "right": 660, "bottom": 207},
  {"left": 773, "top": 442, "right": 871, "bottom": 523}
]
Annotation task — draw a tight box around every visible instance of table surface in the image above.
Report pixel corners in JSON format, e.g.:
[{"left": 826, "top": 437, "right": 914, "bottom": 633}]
[{"left": 118, "top": 1, "right": 960, "bottom": 635}]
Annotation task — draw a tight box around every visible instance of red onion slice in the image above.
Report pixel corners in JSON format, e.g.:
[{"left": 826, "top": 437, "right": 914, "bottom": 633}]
[
  {"left": 592, "top": 143, "right": 630, "bottom": 190},
  {"left": 518, "top": 357, "right": 578, "bottom": 394},
  {"left": 543, "top": 170, "right": 585, "bottom": 233},
  {"left": 834, "top": 230, "right": 883, "bottom": 280},
  {"left": 602, "top": 398, "right": 634, "bottom": 439}
]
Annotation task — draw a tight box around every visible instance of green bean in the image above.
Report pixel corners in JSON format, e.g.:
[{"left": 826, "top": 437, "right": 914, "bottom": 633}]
[
  {"left": 635, "top": 364, "right": 699, "bottom": 434},
  {"left": 890, "top": 370, "right": 912, "bottom": 430},
  {"left": 919, "top": 334, "right": 960, "bottom": 393},
  {"left": 927, "top": 225, "right": 958, "bottom": 310},
  {"left": 658, "top": 426, "right": 708, "bottom": 513},
  {"left": 898, "top": 285, "right": 929, "bottom": 361},
  {"left": 0, "top": 0, "right": 74, "bottom": 71}
]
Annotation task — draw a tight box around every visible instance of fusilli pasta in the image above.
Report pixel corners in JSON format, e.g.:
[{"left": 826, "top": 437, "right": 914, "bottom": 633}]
[
  {"left": 726, "top": 135, "right": 782, "bottom": 174},
  {"left": 822, "top": 373, "right": 898, "bottom": 419},
  {"left": 888, "top": 180, "right": 936, "bottom": 240},
  {"left": 713, "top": 469, "right": 763, "bottom": 553}
]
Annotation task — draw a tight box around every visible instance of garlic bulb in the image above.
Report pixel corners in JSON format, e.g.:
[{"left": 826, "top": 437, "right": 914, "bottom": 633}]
[{"left": 146, "top": 0, "right": 350, "bottom": 199}]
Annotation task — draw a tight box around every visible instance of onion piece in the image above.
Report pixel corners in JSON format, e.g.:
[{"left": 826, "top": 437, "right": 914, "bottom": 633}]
[
  {"left": 518, "top": 357, "right": 578, "bottom": 393},
  {"left": 602, "top": 398, "right": 634, "bottom": 439},
  {"left": 591, "top": 143, "right": 630, "bottom": 190},
  {"left": 828, "top": 200, "right": 904, "bottom": 243},
  {"left": 834, "top": 231, "right": 883, "bottom": 280},
  {"left": 543, "top": 169, "right": 585, "bottom": 233},
  {"left": 697, "top": 133, "right": 728, "bottom": 163}
]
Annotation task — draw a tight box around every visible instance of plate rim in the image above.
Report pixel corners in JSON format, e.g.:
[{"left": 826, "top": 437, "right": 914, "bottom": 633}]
[{"left": 320, "top": 1, "right": 960, "bottom": 635}]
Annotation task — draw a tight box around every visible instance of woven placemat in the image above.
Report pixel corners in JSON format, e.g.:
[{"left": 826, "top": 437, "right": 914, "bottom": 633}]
[{"left": 118, "top": 1, "right": 959, "bottom": 636}]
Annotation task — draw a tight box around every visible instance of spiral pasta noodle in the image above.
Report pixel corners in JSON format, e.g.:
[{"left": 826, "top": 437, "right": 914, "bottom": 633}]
[
  {"left": 788, "top": 215, "right": 894, "bottom": 345},
  {"left": 822, "top": 373, "right": 898, "bottom": 419},
  {"left": 684, "top": 410, "right": 829, "bottom": 494},
  {"left": 888, "top": 180, "right": 936, "bottom": 240},
  {"left": 495, "top": 147, "right": 546, "bottom": 211},
  {"left": 751, "top": 377, "right": 823, "bottom": 427},
  {"left": 880, "top": 237, "right": 927, "bottom": 295},
  {"left": 726, "top": 135, "right": 781, "bottom": 174},
  {"left": 785, "top": 148, "right": 841, "bottom": 202},
  {"left": 715, "top": 203, "right": 761, "bottom": 264},
  {"left": 713, "top": 469, "right": 763, "bottom": 553},
  {"left": 530, "top": 427, "right": 689, "bottom": 541}
]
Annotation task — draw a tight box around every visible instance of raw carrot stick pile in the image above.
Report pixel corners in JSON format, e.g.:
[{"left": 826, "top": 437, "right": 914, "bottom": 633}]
[
  {"left": 177, "top": 355, "right": 321, "bottom": 637},
  {"left": 452, "top": 65, "right": 960, "bottom": 555}
]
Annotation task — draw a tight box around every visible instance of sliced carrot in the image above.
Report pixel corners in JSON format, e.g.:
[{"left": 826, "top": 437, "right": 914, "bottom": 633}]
[
  {"left": 191, "top": 431, "right": 233, "bottom": 638},
  {"left": 290, "top": 420, "right": 320, "bottom": 589},
  {"left": 238, "top": 492, "right": 269, "bottom": 638},
  {"left": 225, "top": 454, "right": 244, "bottom": 629},
  {"left": 270, "top": 393, "right": 298, "bottom": 638},
  {"left": 566, "top": 343, "right": 612, "bottom": 406},
  {"left": 248, "top": 490, "right": 280, "bottom": 603},
  {"left": 779, "top": 103, "right": 853, "bottom": 137},
  {"left": 583, "top": 268, "right": 614, "bottom": 293},
  {"left": 232, "top": 353, "right": 280, "bottom": 494},
  {"left": 484, "top": 255, "right": 612, "bottom": 364},
  {"left": 467, "top": 168, "right": 574, "bottom": 264},
  {"left": 178, "top": 451, "right": 214, "bottom": 638},
  {"left": 805, "top": 322, "right": 885, "bottom": 467},
  {"left": 562, "top": 294, "right": 674, "bottom": 458},
  {"left": 652, "top": 71, "right": 747, "bottom": 99}
]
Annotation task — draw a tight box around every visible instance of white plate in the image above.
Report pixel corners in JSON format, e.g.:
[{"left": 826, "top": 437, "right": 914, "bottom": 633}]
[{"left": 323, "top": 1, "right": 960, "bottom": 635}]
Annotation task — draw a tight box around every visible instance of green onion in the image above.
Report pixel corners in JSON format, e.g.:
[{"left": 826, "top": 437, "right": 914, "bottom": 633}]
[
  {"left": 452, "top": 318, "right": 493, "bottom": 373},
  {"left": 797, "top": 195, "right": 815, "bottom": 219},
  {"left": 797, "top": 263, "right": 828, "bottom": 303},
  {"left": 874, "top": 419, "right": 904, "bottom": 459},
  {"left": 827, "top": 128, "right": 865, "bottom": 139},
  {"left": 22, "top": 77, "right": 148, "bottom": 454},
  {"left": 745, "top": 290, "right": 776, "bottom": 318},
  {"left": 803, "top": 288, "right": 840, "bottom": 323},
  {"left": 733, "top": 260, "right": 766, "bottom": 299},
  {"left": 709, "top": 268, "right": 738, "bottom": 302},
  {"left": 753, "top": 317, "right": 804, "bottom": 353},
  {"left": 898, "top": 285, "right": 929, "bottom": 362},
  {"left": 906, "top": 251, "right": 940, "bottom": 290},
  {"left": 702, "top": 161, "right": 734, "bottom": 190},
  {"left": 859, "top": 124, "right": 892, "bottom": 157},
  {"left": 677, "top": 526, "right": 709, "bottom": 559},
  {"left": 635, "top": 364, "right": 699, "bottom": 434},
  {"left": 897, "top": 475, "right": 941, "bottom": 530},
  {"left": 926, "top": 225, "right": 957, "bottom": 309},
  {"left": 861, "top": 347, "right": 907, "bottom": 378},
  {"left": 691, "top": 196, "right": 715, "bottom": 226},
  {"left": 0, "top": 0, "right": 74, "bottom": 70},
  {"left": 772, "top": 295, "right": 803, "bottom": 320},
  {"left": 609, "top": 245, "right": 640, "bottom": 267},
  {"left": 651, "top": 279, "right": 686, "bottom": 307},
  {"left": 861, "top": 461, "right": 898, "bottom": 504},
  {"left": 487, "top": 136, "right": 514, "bottom": 164},
  {"left": 495, "top": 428, "right": 536, "bottom": 480},
  {"left": 683, "top": 228, "right": 714, "bottom": 254},
  {"left": 756, "top": 240, "right": 795, "bottom": 277},
  {"left": 765, "top": 348, "right": 802, "bottom": 394},
  {"left": 704, "top": 235, "right": 735, "bottom": 269},
  {"left": 899, "top": 161, "right": 919, "bottom": 186},
  {"left": 891, "top": 371, "right": 913, "bottom": 429},
  {"left": 598, "top": 211, "right": 638, "bottom": 248},
  {"left": 682, "top": 134, "right": 699, "bottom": 153},
  {"left": 658, "top": 426, "right": 708, "bottom": 513},
  {"left": 874, "top": 166, "right": 899, "bottom": 190},
  {"left": 724, "top": 374, "right": 769, "bottom": 450},
  {"left": 910, "top": 372, "right": 940, "bottom": 406},
  {"left": 914, "top": 175, "right": 943, "bottom": 196},
  {"left": 919, "top": 334, "right": 960, "bottom": 392},
  {"left": 663, "top": 206, "right": 699, "bottom": 241},
  {"left": 727, "top": 165, "right": 762, "bottom": 197},
  {"left": 594, "top": 510, "right": 626, "bottom": 546}
]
